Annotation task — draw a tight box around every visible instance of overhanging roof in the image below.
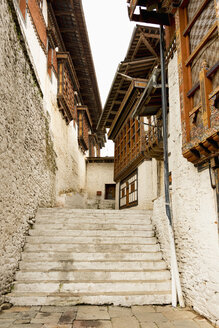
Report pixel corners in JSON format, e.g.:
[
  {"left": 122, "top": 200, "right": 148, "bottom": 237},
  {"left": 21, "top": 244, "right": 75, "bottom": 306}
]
[
  {"left": 50, "top": 0, "right": 102, "bottom": 130},
  {"left": 97, "top": 25, "right": 160, "bottom": 137}
]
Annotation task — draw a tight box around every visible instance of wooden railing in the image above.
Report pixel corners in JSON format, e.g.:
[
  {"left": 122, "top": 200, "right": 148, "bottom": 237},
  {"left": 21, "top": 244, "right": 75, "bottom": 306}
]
[{"left": 145, "top": 116, "right": 163, "bottom": 160}]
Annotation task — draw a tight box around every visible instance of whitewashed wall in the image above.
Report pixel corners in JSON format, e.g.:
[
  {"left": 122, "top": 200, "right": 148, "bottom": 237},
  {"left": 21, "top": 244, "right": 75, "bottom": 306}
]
[
  {"left": 14, "top": 0, "right": 87, "bottom": 200},
  {"left": 151, "top": 52, "right": 219, "bottom": 326}
]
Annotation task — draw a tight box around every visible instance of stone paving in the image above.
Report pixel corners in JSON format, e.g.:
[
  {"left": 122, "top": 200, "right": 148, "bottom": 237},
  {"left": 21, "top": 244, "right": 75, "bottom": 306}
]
[{"left": 0, "top": 305, "right": 214, "bottom": 328}]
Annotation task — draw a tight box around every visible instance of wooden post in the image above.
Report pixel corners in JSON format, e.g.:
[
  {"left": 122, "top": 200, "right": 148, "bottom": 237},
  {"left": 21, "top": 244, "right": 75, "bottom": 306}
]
[{"left": 199, "top": 60, "right": 212, "bottom": 128}]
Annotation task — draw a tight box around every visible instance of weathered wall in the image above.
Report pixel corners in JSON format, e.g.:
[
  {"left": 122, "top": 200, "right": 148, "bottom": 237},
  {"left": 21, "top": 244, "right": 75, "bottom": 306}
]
[
  {"left": 14, "top": 0, "right": 87, "bottom": 202},
  {"left": 47, "top": 95, "right": 87, "bottom": 200},
  {"left": 152, "top": 52, "right": 219, "bottom": 326},
  {"left": 0, "top": 0, "right": 56, "bottom": 303},
  {"left": 86, "top": 162, "right": 115, "bottom": 209}
]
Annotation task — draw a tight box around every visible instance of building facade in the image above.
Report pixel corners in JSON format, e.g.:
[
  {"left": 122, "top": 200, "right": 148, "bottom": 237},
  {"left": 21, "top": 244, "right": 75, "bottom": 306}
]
[
  {"left": 0, "top": 0, "right": 106, "bottom": 304},
  {"left": 98, "top": 0, "right": 219, "bottom": 324}
]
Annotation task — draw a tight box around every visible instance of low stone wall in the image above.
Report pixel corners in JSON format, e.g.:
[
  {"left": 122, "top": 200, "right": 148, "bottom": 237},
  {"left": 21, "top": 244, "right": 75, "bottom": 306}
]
[
  {"left": 0, "top": 0, "right": 56, "bottom": 303},
  {"left": 152, "top": 52, "right": 219, "bottom": 326}
]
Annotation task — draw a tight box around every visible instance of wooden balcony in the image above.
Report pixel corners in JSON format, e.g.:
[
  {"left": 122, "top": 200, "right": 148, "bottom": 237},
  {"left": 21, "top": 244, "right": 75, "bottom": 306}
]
[
  {"left": 77, "top": 106, "right": 92, "bottom": 152},
  {"left": 145, "top": 117, "right": 163, "bottom": 160},
  {"left": 57, "top": 52, "right": 79, "bottom": 124},
  {"left": 114, "top": 118, "right": 147, "bottom": 182}
]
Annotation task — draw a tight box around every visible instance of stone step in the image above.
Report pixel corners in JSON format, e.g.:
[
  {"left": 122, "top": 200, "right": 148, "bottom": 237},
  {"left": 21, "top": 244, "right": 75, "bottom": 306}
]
[
  {"left": 21, "top": 251, "right": 163, "bottom": 262},
  {"left": 25, "top": 236, "right": 157, "bottom": 245},
  {"left": 13, "top": 280, "right": 171, "bottom": 293},
  {"left": 7, "top": 208, "right": 170, "bottom": 307},
  {"left": 29, "top": 229, "right": 154, "bottom": 237},
  {"left": 36, "top": 217, "right": 151, "bottom": 225},
  {"left": 19, "top": 260, "right": 167, "bottom": 271},
  {"left": 16, "top": 269, "right": 170, "bottom": 281},
  {"left": 31, "top": 223, "right": 153, "bottom": 231},
  {"left": 24, "top": 243, "right": 160, "bottom": 252},
  {"left": 7, "top": 291, "right": 171, "bottom": 306},
  {"left": 37, "top": 208, "right": 151, "bottom": 215}
]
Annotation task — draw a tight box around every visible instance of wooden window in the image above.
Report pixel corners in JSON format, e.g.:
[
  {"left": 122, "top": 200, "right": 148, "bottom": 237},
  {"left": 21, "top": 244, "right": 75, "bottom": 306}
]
[
  {"left": 176, "top": 0, "right": 219, "bottom": 165},
  {"left": 119, "top": 170, "right": 138, "bottom": 209}
]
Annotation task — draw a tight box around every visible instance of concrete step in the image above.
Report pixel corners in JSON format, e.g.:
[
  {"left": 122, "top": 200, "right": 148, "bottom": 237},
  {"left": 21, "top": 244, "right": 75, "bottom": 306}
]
[
  {"left": 25, "top": 236, "right": 157, "bottom": 245},
  {"left": 21, "top": 251, "right": 163, "bottom": 262},
  {"left": 19, "top": 260, "right": 167, "bottom": 271},
  {"left": 24, "top": 243, "right": 161, "bottom": 252},
  {"left": 35, "top": 217, "right": 151, "bottom": 225},
  {"left": 13, "top": 280, "right": 171, "bottom": 293},
  {"left": 7, "top": 291, "right": 171, "bottom": 306},
  {"left": 29, "top": 229, "right": 154, "bottom": 237},
  {"left": 31, "top": 223, "right": 153, "bottom": 231},
  {"left": 37, "top": 208, "right": 152, "bottom": 215},
  {"left": 16, "top": 270, "right": 170, "bottom": 281},
  {"left": 7, "top": 208, "right": 170, "bottom": 307}
]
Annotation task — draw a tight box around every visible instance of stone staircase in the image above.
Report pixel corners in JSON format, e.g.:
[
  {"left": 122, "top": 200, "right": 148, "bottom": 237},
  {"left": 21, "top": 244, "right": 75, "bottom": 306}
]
[{"left": 7, "top": 208, "right": 171, "bottom": 306}]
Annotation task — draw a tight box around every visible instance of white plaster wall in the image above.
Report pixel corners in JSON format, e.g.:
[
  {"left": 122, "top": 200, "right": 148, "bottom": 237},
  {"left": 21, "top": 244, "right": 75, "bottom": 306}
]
[
  {"left": 152, "top": 52, "right": 219, "bottom": 326},
  {"left": 137, "top": 160, "right": 154, "bottom": 210},
  {"left": 86, "top": 162, "right": 115, "bottom": 200}
]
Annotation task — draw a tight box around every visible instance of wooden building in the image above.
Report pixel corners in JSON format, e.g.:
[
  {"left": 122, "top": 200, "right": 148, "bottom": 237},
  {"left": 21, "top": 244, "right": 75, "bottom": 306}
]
[
  {"left": 128, "top": 0, "right": 219, "bottom": 166},
  {"left": 126, "top": 1, "right": 219, "bottom": 324},
  {"left": 17, "top": 0, "right": 104, "bottom": 154},
  {"left": 98, "top": 25, "right": 163, "bottom": 209}
]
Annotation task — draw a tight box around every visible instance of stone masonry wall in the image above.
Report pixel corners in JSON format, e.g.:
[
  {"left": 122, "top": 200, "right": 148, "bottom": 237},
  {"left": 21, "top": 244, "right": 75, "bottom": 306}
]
[
  {"left": 0, "top": 0, "right": 56, "bottom": 303},
  {"left": 152, "top": 52, "right": 219, "bottom": 326}
]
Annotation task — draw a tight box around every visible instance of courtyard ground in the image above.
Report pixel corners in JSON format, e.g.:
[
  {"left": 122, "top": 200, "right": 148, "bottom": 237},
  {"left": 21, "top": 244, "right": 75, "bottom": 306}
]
[{"left": 0, "top": 305, "right": 214, "bottom": 328}]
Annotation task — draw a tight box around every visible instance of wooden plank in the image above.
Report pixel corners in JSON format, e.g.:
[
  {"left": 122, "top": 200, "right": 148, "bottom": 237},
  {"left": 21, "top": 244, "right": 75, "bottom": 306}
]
[
  {"left": 176, "top": 7, "right": 193, "bottom": 142},
  {"left": 129, "top": 0, "right": 139, "bottom": 19},
  {"left": 183, "top": 0, "right": 211, "bottom": 36},
  {"left": 185, "top": 22, "right": 218, "bottom": 66},
  {"left": 200, "top": 63, "right": 212, "bottom": 128},
  {"left": 189, "top": 103, "right": 201, "bottom": 117},
  {"left": 187, "top": 82, "right": 200, "bottom": 98},
  {"left": 141, "top": 33, "right": 159, "bottom": 59},
  {"left": 108, "top": 82, "right": 135, "bottom": 138}
]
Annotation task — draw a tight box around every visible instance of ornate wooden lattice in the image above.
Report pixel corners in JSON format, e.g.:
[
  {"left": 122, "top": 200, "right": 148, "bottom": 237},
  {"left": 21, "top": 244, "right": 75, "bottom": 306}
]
[
  {"left": 176, "top": 0, "right": 219, "bottom": 165},
  {"left": 114, "top": 118, "right": 145, "bottom": 182}
]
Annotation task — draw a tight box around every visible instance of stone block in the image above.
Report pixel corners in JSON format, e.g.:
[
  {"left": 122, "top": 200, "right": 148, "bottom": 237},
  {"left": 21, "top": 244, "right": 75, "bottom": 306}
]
[
  {"left": 111, "top": 317, "right": 140, "bottom": 328},
  {"left": 73, "top": 321, "right": 112, "bottom": 328},
  {"left": 131, "top": 306, "right": 156, "bottom": 314},
  {"left": 108, "top": 306, "right": 133, "bottom": 318},
  {"left": 58, "top": 310, "right": 77, "bottom": 324},
  {"left": 76, "top": 306, "right": 110, "bottom": 320},
  {"left": 31, "top": 312, "right": 61, "bottom": 324},
  {"left": 133, "top": 312, "right": 168, "bottom": 323},
  {"left": 162, "top": 310, "right": 197, "bottom": 320}
]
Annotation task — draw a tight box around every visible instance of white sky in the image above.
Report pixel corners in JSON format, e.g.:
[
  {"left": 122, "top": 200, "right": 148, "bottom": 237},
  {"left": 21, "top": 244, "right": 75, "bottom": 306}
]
[{"left": 82, "top": 0, "right": 136, "bottom": 156}]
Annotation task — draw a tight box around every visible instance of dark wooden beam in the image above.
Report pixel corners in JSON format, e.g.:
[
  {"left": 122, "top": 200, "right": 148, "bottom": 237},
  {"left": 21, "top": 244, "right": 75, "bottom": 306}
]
[
  {"left": 131, "top": 9, "right": 173, "bottom": 26},
  {"left": 54, "top": 10, "right": 74, "bottom": 16}
]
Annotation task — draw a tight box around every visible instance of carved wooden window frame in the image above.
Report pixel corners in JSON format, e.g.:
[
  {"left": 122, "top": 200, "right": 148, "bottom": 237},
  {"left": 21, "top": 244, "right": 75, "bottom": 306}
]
[{"left": 176, "top": 0, "right": 219, "bottom": 165}]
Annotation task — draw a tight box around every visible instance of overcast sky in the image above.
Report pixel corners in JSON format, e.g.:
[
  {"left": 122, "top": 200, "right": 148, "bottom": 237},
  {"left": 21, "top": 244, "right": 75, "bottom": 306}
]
[
  {"left": 82, "top": 0, "right": 136, "bottom": 106},
  {"left": 82, "top": 0, "right": 136, "bottom": 156}
]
